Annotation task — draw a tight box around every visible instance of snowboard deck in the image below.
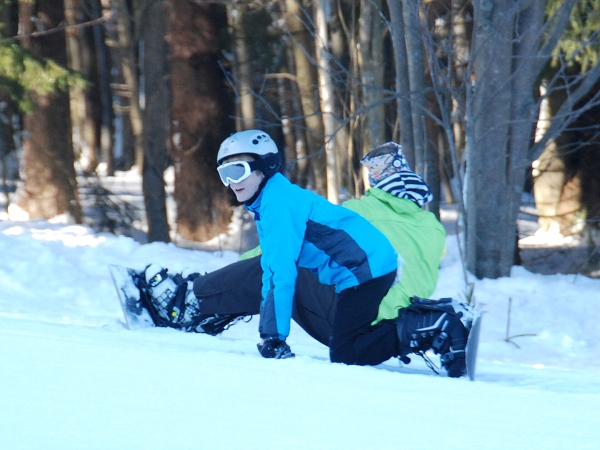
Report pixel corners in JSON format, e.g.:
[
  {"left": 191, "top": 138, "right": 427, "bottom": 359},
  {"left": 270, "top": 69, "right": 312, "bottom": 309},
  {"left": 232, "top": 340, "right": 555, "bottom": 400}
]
[
  {"left": 109, "top": 264, "right": 154, "bottom": 330},
  {"left": 465, "top": 308, "right": 482, "bottom": 381}
]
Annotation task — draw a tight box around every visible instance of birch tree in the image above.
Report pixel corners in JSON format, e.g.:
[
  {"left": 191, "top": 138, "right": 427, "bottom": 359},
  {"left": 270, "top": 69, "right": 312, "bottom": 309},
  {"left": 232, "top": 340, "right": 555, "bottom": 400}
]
[
  {"left": 284, "top": 0, "right": 327, "bottom": 195},
  {"left": 314, "top": 0, "right": 339, "bottom": 203}
]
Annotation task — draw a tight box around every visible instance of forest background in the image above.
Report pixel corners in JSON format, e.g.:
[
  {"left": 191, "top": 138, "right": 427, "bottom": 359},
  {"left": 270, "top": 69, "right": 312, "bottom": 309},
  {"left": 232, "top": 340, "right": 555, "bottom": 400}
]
[{"left": 0, "top": 0, "right": 599, "bottom": 281}]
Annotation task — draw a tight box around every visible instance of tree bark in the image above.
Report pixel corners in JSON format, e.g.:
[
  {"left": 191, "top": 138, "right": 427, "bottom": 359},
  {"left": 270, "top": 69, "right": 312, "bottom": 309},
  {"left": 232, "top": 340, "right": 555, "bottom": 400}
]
[
  {"left": 402, "top": 0, "right": 427, "bottom": 175},
  {"left": 387, "top": 0, "right": 415, "bottom": 167},
  {"left": 359, "top": 0, "right": 386, "bottom": 155},
  {"left": 503, "top": 0, "right": 546, "bottom": 269},
  {"left": 314, "top": 0, "right": 339, "bottom": 203},
  {"left": 167, "top": 0, "right": 235, "bottom": 242},
  {"left": 465, "top": 0, "right": 577, "bottom": 278},
  {"left": 64, "top": 0, "right": 96, "bottom": 172},
  {"left": 88, "top": 0, "right": 114, "bottom": 175},
  {"left": 467, "top": 0, "right": 515, "bottom": 278},
  {"left": 227, "top": 3, "right": 255, "bottom": 131},
  {"left": 16, "top": 0, "right": 82, "bottom": 223},
  {"left": 284, "top": 0, "right": 326, "bottom": 195},
  {"left": 139, "top": 0, "right": 171, "bottom": 243},
  {"left": 113, "top": 0, "right": 144, "bottom": 172}
]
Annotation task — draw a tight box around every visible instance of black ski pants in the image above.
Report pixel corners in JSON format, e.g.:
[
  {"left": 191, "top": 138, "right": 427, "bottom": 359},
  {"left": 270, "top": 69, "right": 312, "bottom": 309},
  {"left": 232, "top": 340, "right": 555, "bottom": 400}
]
[
  {"left": 193, "top": 256, "right": 337, "bottom": 346},
  {"left": 330, "top": 270, "right": 400, "bottom": 366},
  {"left": 193, "top": 256, "right": 400, "bottom": 364}
]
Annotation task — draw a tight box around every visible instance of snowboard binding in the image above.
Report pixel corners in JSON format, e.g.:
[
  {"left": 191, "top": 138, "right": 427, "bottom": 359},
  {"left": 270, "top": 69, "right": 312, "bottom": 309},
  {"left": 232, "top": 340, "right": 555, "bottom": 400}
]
[
  {"left": 396, "top": 296, "right": 480, "bottom": 378},
  {"left": 136, "top": 264, "right": 247, "bottom": 335}
]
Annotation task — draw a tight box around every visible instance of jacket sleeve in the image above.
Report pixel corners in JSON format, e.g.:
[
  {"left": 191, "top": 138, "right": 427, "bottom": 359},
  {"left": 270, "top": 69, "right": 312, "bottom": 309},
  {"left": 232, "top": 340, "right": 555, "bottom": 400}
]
[{"left": 258, "top": 188, "right": 308, "bottom": 340}]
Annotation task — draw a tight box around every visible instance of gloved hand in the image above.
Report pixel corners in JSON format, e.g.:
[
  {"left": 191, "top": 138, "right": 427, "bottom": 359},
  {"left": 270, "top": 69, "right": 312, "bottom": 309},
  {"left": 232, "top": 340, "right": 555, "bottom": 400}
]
[{"left": 257, "top": 337, "right": 295, "bottom": 359}]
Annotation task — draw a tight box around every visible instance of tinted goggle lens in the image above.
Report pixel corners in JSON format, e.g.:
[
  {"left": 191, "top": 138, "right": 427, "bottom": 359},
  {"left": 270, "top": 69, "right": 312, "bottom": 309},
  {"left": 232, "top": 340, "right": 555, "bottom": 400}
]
[{"left": 217, "top": 161, "right": 258, "bottom": 186}]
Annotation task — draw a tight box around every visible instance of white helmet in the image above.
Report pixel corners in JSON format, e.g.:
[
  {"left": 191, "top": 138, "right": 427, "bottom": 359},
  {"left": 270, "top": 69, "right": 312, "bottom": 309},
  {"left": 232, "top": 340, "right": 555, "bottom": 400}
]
[{"left": 217, "top": 130, "right": 279, "bottom": 165}]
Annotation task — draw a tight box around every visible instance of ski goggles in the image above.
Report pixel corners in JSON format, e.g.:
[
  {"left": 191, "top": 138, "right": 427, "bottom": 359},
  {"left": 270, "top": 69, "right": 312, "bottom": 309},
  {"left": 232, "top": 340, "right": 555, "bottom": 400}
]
[{"left": 217, "top": 160, "right": 261, "bottom": 186}]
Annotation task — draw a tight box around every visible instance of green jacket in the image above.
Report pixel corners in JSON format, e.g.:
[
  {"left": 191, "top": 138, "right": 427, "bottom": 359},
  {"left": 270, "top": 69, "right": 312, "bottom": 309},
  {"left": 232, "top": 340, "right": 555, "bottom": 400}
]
[
  {"left": 343, "top": 188, "right": 446, "bottom": 323},
  {"left": 241, "top": 187, "right": 446, "bottom": 324}
]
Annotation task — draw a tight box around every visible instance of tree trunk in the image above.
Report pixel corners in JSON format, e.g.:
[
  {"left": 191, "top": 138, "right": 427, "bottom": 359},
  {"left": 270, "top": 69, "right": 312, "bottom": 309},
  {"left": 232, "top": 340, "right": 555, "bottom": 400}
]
[
  {"left": 16, "top": 0, "right": 82, "bottom": 223},
  {"left": 467, "top": 0, "right": 515, "bottom": 279},
  {"left": 113, "top": 0, "right": 144, "bottom": 172},
  {"left": 466, "top": 0, "right": 557, "bottom": 278},
  {"left": 90, "top": 0, "right": 114, "bottom": 175},
  {"left": 504, "top": 1, "right": 546, "bottom": 268},
  {"left": 387, "top": 0, "right": 415, "bottom": 167},
  {"left": 329, "top": 9, "right": 351, "bottom": 195},
  {"left": 284, "top": 0, "right": 326, "bottom": 195},
  {"left": 65, "top": 0, "right": 97, "bottom": 172},
  {"left": 314, "top": 0, "right": 339, "bottom": 203},
  {"left": 442, "top": 0, "right": 470, "bottom": 206},
  {"left": 359, "top": 0, "right": 386, "bottom": 155},
  {"left": 227, "top": 4, "right": 255, "bottom": 131},
  {"left": 450, "top": 0, "right": 469, "bottom": 167},
  {"left": 140, "top": 0, "right": 171, "bottom": 243},
  {"left": 402, "top": 0, "right": 427, "bottom": 175},
  {"left": 167, "top": 0, "right": 235, "bottom": 242}
]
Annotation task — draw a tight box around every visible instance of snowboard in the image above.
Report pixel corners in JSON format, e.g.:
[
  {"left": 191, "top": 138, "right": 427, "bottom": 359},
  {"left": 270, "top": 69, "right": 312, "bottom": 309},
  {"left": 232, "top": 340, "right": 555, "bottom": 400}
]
[
  {"left": 108, "top": 264, "right": 154, "bottom": 330},
  {"left": 465, "top": 308, "right": 482, "bottom": 381}
]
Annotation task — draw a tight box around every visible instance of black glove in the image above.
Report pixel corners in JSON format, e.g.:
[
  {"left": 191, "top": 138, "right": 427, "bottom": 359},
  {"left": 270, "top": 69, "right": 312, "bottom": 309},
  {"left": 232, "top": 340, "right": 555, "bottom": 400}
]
[{"left": 257, "top": 337, "right": 295, "bottom": 359}]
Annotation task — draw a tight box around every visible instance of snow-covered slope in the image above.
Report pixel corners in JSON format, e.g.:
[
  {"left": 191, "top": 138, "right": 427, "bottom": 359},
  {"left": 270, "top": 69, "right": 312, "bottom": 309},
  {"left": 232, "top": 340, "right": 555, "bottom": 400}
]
[{"left": 1, "top": 219, "right": 599, "bottom": 449}]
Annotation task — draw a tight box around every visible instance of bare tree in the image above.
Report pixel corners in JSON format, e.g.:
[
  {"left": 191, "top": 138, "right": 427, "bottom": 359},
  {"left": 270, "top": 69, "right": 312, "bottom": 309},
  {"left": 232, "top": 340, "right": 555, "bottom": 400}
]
[
  {"left": 462, "top": 0, "right": 577, "bottom": 278},
  {"left": 387, "top": 0, "right": 600, "bottom": 279}
]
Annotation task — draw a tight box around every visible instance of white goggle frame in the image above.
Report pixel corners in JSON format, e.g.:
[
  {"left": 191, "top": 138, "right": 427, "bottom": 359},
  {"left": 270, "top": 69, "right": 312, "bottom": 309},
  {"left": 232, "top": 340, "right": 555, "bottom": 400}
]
[{"left": 217, "top": 160, "right": 260, "bottom": 186}]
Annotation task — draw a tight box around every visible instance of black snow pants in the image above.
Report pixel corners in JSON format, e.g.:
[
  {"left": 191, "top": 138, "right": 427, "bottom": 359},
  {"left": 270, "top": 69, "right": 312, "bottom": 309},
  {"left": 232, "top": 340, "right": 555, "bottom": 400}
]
[
  {"left": 193, "top": 256, "right": 337, "bottom": 346},
  {"left": 193, "top": 256, "right": 400, "bottom": 364},
  {"left": 329, "top": 270, "right": 400, "bottom": 366}
]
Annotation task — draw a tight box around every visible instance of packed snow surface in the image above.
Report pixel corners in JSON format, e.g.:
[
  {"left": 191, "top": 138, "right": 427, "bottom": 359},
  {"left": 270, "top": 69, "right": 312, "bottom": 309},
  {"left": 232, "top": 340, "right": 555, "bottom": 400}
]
[{"left": 1, "top": 217, "right": 599, "bottom": 449}]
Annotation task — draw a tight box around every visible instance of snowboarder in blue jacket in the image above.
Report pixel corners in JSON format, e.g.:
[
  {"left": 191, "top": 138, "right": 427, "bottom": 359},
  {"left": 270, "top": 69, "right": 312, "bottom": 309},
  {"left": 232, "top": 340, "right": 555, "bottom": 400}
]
[
  {"left": 217, "top": 130, "right": 400, "bottom": 364},
  {"left": 141, "top": 131, "right": 475, "bottom": 377},
  {"left": 212, "top": 130, "right": 474, "bottom": 376}
]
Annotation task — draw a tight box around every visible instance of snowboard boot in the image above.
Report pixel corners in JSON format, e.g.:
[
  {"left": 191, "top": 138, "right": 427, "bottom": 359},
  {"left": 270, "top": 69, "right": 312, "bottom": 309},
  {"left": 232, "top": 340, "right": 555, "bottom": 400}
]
[
  {"left": 138, "top": 264, "right": 247, "bottom": 335},
  {"left": 142, "top": 264, "right": 175, "bottom": 320},
  {"left": 396, "top": 297, "right": 472, "bottom": 378}
]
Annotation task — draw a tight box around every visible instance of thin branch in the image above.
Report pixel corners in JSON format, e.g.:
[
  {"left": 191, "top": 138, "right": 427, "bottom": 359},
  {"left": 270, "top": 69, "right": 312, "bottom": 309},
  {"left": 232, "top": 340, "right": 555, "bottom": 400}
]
[
  {"left": 535, "top": 0, "right": 578, "bottom": 74},
  {"left": 0, "top": 12, "right": 112, "bottom": 44},
  {"left": 530, "top": 61, "right": 600, "bottom": 160},
  {"left": 504, "top": 297, "right": 537, "bottom": 349}
]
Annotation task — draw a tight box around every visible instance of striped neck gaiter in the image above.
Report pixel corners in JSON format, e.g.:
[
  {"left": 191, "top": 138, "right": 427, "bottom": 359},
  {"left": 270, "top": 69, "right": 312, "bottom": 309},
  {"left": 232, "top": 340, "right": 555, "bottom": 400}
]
[{"left": 361, "top": 142, "right": 433, "bottom": 208}]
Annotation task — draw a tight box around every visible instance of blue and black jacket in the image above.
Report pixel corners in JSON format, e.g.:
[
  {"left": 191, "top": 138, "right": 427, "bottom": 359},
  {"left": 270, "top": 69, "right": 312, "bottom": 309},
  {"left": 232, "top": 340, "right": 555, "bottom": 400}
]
[{"left": 245, "top": 173, "right": 398, "bottom": 341}]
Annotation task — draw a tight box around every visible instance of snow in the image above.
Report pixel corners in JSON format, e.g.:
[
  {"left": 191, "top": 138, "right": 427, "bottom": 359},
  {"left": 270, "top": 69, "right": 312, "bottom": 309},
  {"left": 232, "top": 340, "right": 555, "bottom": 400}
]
[{"left": 1, "top": 202, "right": 600, "bottom": 448}]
